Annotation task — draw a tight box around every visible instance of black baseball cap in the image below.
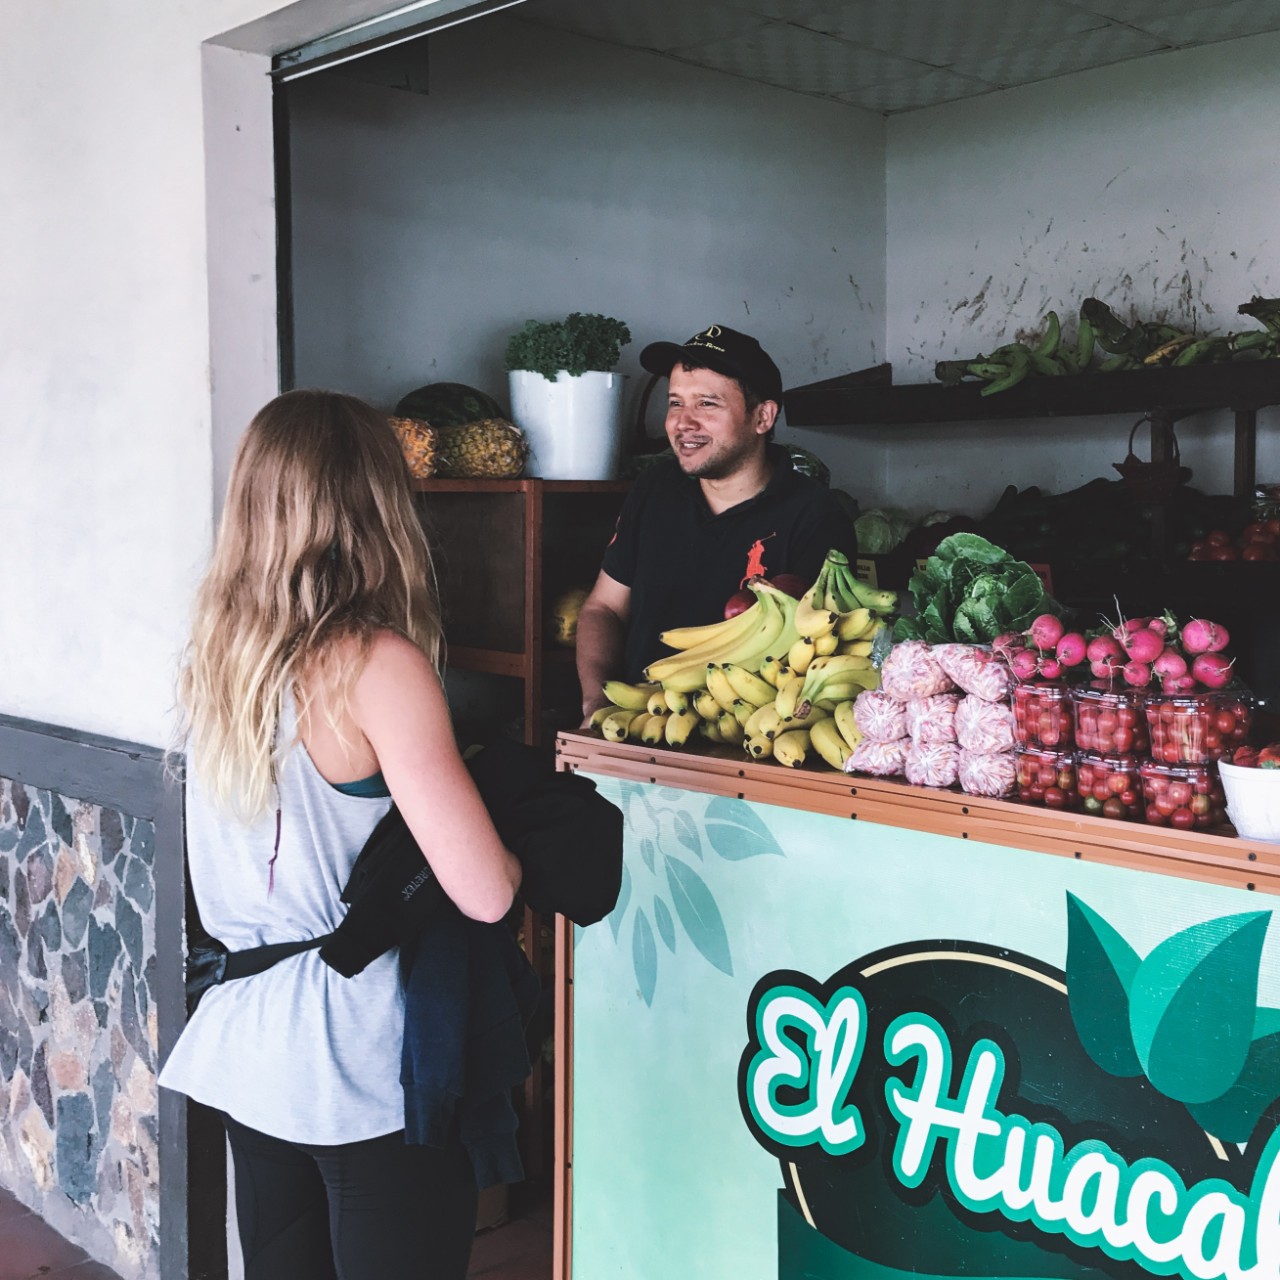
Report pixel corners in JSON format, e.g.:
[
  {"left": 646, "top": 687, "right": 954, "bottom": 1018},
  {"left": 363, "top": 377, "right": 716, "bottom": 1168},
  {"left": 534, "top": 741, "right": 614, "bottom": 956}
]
[{"left": 640, "top": 325, "right": 784, "bottom": 404}]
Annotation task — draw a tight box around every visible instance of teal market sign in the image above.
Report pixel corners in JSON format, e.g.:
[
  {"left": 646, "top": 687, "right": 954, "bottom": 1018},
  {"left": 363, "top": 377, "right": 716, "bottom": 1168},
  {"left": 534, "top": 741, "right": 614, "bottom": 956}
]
[{"left": 740, "top": 896, "right": 1280, "bottom": 1280}]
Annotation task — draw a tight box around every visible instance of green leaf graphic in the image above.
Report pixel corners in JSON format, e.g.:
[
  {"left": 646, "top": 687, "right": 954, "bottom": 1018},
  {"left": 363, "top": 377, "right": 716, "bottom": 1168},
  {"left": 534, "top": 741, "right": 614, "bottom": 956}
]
[
  {"left": 1188, "top": 1008, "right": 1280, "bottom": 1143},
  {"left": 640, "top": 837, "right": 656, "bottom": 873},
  {"left": 1130, "top": 910, "right": 1271, "bottom": 1104},
  {"left": 704, "top": 796, "right": 784, "bottom": 861},
  {"left": 632, "top": 908, "right": 657, "bottom": 1006},
  {"left": 653, "top": 897, "right": 677, "bottom": 953},
  {"left": 608, "top": 861, "right": 632, "bottom": 942},
  {"left": 664, "top": 856, "right": 733, "bottom": 976},
  {"left": 1065, "top": 894, "right": 1143, "bottom": 1077},
  {"left": 673, "top": 809, "right": 702, "bottom": 859}
]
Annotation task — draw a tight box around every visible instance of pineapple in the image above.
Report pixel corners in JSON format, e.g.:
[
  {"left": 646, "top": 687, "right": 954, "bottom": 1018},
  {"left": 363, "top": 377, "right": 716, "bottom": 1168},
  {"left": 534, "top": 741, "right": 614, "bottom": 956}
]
[
  {"left": 435, "top": 419, "right": 528, "bottom": 478},
  {"left": 388, "top": 416, "right": 439, "bottom": 479}
]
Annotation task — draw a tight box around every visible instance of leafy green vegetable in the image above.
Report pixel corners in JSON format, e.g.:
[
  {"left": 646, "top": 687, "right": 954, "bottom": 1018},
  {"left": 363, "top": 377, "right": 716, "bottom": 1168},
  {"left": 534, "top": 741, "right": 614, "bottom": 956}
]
[
  {"left": 504, "top": 312, "right": 631, "bottom": 381},
  {"left": 893, "top": 532, "right": 1060, "bottom": 644}
]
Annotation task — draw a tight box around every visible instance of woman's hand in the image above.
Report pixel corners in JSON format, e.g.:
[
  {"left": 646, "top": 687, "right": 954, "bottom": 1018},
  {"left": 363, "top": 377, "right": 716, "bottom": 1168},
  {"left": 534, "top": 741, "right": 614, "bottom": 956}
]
[{"left": 351, "top": 632, "right": 521, "bottom": 922}]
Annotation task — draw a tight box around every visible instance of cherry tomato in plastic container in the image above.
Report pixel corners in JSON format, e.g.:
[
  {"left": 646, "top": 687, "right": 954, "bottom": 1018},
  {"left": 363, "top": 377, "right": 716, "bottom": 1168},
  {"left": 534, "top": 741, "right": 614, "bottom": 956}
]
[
  {"left": 1075, "top": 753, "right": 1143, "bottom": 821},
  {"left": 1138, "top": 760, "right": 1228, "bottom": 830},
  {"left": 1070, "top": 683, "right": 1151, "bottom": 756},
  {"left": 1015, "top": 747, "right": 1078, "bottom": 809},
  {"left": 1142, "top": 693, "right": 1253, "bottom": 765},
  {"left": 1012, "top": 682, "right": 1076, "bottom": 750}
]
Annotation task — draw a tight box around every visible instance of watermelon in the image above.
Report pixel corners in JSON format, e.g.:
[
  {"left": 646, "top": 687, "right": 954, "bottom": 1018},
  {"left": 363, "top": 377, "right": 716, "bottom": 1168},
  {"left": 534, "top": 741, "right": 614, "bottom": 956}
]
[{"left": 394, "top": 382, "right": 505, "bottom": 428}]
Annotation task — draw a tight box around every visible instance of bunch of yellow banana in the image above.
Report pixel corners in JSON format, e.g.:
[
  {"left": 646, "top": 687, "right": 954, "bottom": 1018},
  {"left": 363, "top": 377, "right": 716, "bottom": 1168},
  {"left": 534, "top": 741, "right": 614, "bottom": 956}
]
[{"left": 588, "top": 549, "right": 896, "bottom": 761}]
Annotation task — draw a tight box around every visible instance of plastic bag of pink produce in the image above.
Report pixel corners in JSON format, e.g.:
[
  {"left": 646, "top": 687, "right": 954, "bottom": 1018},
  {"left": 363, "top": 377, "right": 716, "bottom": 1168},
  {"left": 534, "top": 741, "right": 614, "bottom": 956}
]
[
  {"left": 955, "top": 695, "right": 1015, "bottom": 753},
  {"left": 905, "top": 694, "right": 960, "bottom": 744},
  {"left": 905, "top": 742, "right": 960, "bottom": 788},
  {"left": 845, "top": 738, "right": 908, "bottom": 778},
  {"left": 958, "top": 750, "right": 1017, "bottom": 797},
  {"left": 881, "top": 641, "right": 954, "bottom": 702},
  {"left": 933, "top": 644, "right": 1011, "bottom": 703},
  {"left": 853, "top": 690, "right": 908, "bottom": 742}
]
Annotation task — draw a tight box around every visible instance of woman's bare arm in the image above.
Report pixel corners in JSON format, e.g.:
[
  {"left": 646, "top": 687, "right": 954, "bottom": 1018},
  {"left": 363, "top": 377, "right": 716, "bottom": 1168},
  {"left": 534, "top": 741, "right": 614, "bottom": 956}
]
[{"left": 351, "top": 631, "right": 521, "bottom": 923}]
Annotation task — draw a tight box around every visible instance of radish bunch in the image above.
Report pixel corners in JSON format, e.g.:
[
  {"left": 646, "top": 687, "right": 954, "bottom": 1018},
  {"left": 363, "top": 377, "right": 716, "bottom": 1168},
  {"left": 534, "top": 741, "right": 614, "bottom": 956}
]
[
  {"left": 996, "top": 610, "right": 1236, "bottom": 694},
  {"left": 1092, "top": 613, "right": 1234, "bottom": 693},
  {"left": 994, "top": 614, "right": 1088, "bottom": 683}
]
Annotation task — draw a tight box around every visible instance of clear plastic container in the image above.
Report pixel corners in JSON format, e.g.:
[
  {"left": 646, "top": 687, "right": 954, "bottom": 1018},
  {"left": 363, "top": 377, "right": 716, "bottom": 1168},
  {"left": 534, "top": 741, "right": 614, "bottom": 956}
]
[
  {"left": 1011, "top": 681, "right": 1075, "bottom": 750},
  {"left": 1070, "top": 682, "right": 1150, "bottom": 756},
  {"left": 1138, "top": 760, "right": 1228, "bottom": 830},
  {"left": 1142, "top": 692, "right": 1253, "bottom": 765},
  {"left": 1014, "top": 746, "right": 1079, "bottom": 809},
  {"left": 1075, "top": 753, "right": 1143, "bottom": 821}
]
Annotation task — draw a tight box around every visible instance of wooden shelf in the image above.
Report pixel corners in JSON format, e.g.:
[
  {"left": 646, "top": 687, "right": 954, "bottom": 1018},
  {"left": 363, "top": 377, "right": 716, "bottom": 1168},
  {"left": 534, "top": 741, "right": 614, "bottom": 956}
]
[
  {"left": 784, "top": 359, "right": 1280, "bottom": 428},
  {"left": 414, "top": 477, "right": 631, "bottom": 494},
  {"left": 557, "top": 732, "right": 1280, "bottom": 896}
]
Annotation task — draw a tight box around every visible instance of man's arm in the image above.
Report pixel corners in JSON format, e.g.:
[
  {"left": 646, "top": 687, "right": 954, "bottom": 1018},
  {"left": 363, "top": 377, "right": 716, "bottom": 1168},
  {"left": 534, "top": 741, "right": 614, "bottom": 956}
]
[{"left": 576, "top": 569, "right": 632, "bottom": 723}]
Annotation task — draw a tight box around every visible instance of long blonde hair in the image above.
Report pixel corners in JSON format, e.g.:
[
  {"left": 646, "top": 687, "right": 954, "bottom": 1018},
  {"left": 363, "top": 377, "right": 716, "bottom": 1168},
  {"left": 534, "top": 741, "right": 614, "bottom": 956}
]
[{"left": 178, "top": 389, "right": 442, "bottom": 819}]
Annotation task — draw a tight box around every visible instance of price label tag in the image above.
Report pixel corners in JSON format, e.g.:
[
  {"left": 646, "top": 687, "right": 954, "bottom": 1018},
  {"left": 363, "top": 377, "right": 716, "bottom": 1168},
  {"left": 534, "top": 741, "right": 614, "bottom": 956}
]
[
  {"left": 1027, "top": 563, "right": 1055, "bottom": 596},
  {"left": 854, "top": 558, "right": 878, "bottom": 589}
]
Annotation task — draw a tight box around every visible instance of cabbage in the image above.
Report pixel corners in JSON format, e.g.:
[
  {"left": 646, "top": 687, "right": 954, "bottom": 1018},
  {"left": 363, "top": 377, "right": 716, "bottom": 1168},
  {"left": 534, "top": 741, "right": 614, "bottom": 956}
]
[
  {"left": 888, "top": 508, "right": 914, "bottom": 546},
  {"left": 855, "top": 510, "right": 895, "bottom": 555}
]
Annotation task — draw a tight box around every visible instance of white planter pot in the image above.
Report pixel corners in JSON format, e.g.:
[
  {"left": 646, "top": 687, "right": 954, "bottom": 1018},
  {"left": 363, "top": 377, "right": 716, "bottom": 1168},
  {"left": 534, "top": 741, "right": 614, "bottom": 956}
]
[{"left": 508, "top": 369, "right": 628, "bottom": 480}]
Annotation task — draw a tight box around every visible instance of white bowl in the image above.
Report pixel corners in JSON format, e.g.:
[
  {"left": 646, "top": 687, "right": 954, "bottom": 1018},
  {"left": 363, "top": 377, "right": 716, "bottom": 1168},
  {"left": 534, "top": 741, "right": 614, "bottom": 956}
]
[{"left": 1219, "top": 760, "right": 1280, "bottom": 843}]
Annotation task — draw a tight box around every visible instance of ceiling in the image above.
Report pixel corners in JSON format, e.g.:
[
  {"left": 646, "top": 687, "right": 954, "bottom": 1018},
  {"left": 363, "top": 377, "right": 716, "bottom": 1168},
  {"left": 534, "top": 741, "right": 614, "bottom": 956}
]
[{"left": 518, "top": 0, "right": 1280, "bottom": 114}]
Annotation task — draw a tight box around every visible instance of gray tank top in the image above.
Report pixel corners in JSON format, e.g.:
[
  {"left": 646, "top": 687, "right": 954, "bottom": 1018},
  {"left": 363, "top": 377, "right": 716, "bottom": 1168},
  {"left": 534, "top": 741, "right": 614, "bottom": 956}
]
[{"left": 159, "top": 692, "right": 404, "bottom": 1144}]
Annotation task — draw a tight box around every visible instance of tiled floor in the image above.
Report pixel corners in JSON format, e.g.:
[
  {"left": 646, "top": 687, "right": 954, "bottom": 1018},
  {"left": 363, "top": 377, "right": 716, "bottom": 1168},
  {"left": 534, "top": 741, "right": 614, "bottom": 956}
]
[
  {"left": 0, "top": 1184, "right": 550, "bottom": 1280},
  {"left": 0, "top": 1188, "right": 122, "bottom": 1280}
]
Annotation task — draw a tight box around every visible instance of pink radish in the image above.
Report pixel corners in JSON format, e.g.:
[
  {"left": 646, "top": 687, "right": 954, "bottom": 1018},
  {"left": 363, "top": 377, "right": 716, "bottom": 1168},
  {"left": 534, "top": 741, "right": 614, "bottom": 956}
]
[
  {"left": 1028, "top": 614, "right": 1065, "bottom": 652},
  {"left": 1122, "top": 661, "right": 1151, "bottom": 688},
  {"left": 1123, "top": 628, "right": 1165, "bottom": 664},
  {"left": 1151, "top": 649, "right": 1188, "bottom": 680},
  {"left": 1055, "top": 632, "right": 1087, "bottom": 667},
  {"left": 1148, "top": 616, "right": 1168, "bottom": 638},
  {"left": 1010, "top": 649, "right": 1040, "bottom": 681},
  {"left": 1191, "top": 652, "right": 1234, "bottom": 689},
  {"left": 992, "top": 632, "right": 1024, "bottom": 657},
  {"left": 1039, "top": 658, "right": 1064, "bottom": 680},
  {"left": 1181, "top": 618, "right": 1229, "bottom": 655},
  {"left": 1086, "top": 635, "right": 1124, "bottom": 664}
]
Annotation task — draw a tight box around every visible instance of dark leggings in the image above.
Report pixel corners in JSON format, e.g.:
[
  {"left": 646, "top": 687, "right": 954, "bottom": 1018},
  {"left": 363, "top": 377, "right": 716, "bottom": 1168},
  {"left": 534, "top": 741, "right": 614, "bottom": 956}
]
[{"left": 223, "top": 1114, "right": 478, "bottom": 1280}]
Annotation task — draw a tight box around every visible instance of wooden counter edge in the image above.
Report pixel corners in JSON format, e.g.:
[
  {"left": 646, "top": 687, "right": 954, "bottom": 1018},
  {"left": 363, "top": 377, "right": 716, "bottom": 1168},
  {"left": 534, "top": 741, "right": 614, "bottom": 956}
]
[{"left": 555, "top": 730, "right": 1280, "bottom": 897}]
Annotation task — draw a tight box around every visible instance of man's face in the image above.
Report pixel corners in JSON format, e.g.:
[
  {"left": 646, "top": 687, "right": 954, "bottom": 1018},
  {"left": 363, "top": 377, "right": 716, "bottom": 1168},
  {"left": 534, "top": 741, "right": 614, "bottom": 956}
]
[{"left": 665, "top": 364, "right": 773, "bottom": 481}]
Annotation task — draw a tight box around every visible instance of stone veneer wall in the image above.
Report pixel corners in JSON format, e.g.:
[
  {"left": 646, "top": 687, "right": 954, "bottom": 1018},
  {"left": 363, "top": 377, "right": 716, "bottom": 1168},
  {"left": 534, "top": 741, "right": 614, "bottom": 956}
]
[{"left": 0, "top": 774, "right": 160, "bottom": 1279}]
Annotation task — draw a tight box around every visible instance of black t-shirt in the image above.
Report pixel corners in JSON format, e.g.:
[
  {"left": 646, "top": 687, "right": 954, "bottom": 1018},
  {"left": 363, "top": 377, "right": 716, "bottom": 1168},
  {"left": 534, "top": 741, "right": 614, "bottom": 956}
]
[{"left": 601, "top": 448, "right": 858, "bottom": 681}]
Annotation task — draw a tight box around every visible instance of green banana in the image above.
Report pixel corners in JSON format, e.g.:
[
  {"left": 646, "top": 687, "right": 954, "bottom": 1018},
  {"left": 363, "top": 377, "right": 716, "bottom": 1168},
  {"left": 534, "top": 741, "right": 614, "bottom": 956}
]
[
  {"left": 935, "top": 359, "right": 971, "bottom": 386},
  {"left": 965, "top": 360, "right": 1012, "bottom": 381},
  {"left": 1075, "top": 313, "right": 1096, "bottom": 369},
  {"left": 1238, "top": 296, "right": 1280, "bottom": 335},
  {"left": 980, "top": 347, "right": 1031, "bottom": 396},
  {"left": 1028, "top": 351, "right": 1065, "bottom": 377},
  {"left": 1033, "top": 311, "right": 1061, "bottom": 358}
]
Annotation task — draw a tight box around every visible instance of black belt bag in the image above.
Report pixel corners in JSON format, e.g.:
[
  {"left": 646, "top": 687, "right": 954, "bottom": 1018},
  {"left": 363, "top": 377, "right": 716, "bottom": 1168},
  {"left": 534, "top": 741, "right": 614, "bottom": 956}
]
[{"left": 185, "top": 738, "right": 623, "bottom": 1009}]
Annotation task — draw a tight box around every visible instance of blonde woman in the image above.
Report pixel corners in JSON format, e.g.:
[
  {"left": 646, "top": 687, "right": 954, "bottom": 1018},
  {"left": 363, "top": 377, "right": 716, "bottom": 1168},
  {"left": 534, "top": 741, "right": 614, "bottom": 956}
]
[{"left": 159, "top": 390, "right": 521, "bottom": 1280}]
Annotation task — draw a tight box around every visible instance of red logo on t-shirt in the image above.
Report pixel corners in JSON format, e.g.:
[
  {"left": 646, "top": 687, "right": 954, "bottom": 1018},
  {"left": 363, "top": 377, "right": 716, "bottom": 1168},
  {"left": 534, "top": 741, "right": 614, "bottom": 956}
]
[{"left": 741, "top": 533, "right": 776, "bottom": 587}]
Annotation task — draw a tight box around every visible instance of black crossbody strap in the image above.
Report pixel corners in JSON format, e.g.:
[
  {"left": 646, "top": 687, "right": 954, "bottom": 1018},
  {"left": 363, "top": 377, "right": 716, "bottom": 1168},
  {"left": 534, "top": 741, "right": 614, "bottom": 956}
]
[{"left": 221, "top": 933, "right": 336, "bottom": 981}]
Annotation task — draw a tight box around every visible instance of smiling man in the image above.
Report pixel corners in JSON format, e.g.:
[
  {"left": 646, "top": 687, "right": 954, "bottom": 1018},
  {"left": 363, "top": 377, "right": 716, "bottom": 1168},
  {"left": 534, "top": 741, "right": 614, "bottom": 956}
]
[{"left": 576, "top": 324, "right": 858, "bottom": 719}]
